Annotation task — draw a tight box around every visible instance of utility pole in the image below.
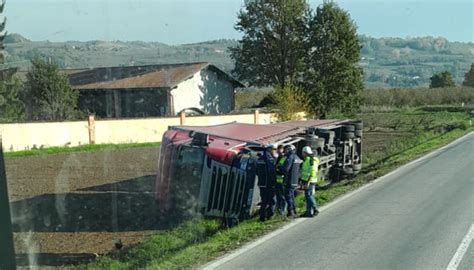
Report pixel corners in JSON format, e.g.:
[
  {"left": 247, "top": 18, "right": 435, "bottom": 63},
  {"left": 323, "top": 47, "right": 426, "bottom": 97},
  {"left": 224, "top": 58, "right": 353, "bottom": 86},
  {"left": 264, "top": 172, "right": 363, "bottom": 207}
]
[{"left": 0, "top": 142, "right": 16, "bottom": 270}]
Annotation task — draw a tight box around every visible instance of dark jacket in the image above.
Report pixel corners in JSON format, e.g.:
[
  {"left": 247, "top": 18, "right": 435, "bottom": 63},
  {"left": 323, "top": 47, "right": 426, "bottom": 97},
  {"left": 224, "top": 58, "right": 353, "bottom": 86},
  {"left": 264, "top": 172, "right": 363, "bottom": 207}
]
[
  {"left": 281, "top": 151, "right": 298, "bottom": 185},
  {"left": 262, "top": 149, "right": 277, "bottom": 186}
]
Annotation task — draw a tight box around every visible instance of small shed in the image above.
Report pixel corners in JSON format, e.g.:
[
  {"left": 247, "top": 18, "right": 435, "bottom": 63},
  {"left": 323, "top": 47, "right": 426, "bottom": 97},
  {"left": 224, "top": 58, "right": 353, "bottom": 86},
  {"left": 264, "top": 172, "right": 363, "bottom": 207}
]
[{"left": 67, "top": 62, "right": 244, "bottom": 118}]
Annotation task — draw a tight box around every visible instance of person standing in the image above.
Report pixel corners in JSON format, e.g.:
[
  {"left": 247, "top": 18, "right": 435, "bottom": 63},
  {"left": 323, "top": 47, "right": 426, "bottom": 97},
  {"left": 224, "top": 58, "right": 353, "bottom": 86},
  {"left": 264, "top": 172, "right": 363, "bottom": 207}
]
[
  {"left": 300, "top": 146, "right": 320, "bottom": 217},
  {"left": 275, "top": 144, "right": 287, "bottom": 215},
  {"left": 258, "top": 145, "right": 277, "bottom": 221},
  {"left": 281, "top": 145, "right": 298, "bottom": 218}
]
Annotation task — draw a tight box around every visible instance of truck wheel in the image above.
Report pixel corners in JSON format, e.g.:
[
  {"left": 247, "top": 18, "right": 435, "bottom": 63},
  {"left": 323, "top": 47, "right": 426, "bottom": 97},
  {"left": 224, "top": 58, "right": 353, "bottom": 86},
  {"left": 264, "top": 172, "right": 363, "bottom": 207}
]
[
  {"left": 343, "top": 132, "right": 355, "bottom": 140},
  {"left": 343, "top": 125, "right": 355, "bottom": 132},
  {"left": 352, "top": 121, "right": 363, "bottom": 130},
  {"left": 355, "top": 130, "right": 363, "bottom": 137}
]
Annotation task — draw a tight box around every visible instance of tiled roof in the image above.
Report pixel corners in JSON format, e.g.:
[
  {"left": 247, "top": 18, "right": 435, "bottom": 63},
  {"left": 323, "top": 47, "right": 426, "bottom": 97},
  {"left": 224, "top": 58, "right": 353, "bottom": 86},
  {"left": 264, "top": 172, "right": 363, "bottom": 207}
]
[{"left": 67, "top": 62, "right": 244, "bottom": 90}]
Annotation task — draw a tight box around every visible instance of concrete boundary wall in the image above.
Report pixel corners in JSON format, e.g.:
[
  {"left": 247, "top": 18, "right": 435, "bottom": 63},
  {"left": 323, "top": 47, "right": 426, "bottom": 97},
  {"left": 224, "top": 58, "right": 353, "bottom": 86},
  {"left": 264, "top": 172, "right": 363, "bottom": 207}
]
[{"left": 0, "top": 112, "right": 276, "bottom": 152}]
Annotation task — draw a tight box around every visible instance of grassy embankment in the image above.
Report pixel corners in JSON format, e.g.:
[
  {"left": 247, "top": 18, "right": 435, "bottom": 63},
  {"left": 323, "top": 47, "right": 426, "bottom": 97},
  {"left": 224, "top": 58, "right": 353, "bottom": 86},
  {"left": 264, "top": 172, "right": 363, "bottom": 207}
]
[
  {"left": 80, "top": 104, "right": 473, "bottom": 269},
  {"left": 3, "top": 142, "right": 161, "bottom": 158}
]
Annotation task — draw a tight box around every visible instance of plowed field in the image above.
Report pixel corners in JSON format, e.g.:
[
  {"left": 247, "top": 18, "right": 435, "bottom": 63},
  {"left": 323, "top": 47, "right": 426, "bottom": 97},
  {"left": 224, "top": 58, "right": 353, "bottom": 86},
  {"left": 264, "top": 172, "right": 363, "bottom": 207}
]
[{"left": 6, "top": 147, "right": 160, "bottom": 269}]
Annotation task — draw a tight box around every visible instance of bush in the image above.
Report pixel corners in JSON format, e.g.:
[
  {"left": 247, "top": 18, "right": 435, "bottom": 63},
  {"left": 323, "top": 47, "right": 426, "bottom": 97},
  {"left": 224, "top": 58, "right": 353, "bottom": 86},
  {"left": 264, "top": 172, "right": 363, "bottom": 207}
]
[
  {"left": 363, "top": 87, "right": 474, "bottom": 108},
  {"left": 271, "top": 83, "right": 309, "bottom": 121}
]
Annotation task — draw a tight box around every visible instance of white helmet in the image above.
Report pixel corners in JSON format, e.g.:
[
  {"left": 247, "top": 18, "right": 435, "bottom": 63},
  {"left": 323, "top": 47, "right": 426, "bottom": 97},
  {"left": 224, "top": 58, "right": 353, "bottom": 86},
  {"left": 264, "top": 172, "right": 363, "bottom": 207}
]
[{"left": 302, "top": 146, "right": 313, "bottom": 155}]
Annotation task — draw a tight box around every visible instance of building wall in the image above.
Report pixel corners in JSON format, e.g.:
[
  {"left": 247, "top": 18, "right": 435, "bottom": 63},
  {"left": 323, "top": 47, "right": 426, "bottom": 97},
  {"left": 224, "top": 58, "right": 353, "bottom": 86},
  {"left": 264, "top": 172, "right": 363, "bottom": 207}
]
[
  {"left": 0, "top": 113, "right": 276, "bottom": 152},
  {"left": 171, "top": 68, "right": 234, "bottom": 115},
  {"left": 0, "top": 121, "right": 90, "bottom": 152},
  {"left": 79, "top": 89, "right": 168, "bottom": 118},
  {"left": 94, "top": 117, "right": 180, "bottom": 144},
  {"left": 120, "top": 89, "right": 168, "bottom": 118}
]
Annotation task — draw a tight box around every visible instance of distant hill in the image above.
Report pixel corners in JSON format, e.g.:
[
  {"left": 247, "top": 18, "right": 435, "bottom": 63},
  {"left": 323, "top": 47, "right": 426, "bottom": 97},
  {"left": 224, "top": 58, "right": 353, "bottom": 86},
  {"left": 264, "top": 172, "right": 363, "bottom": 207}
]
[
  {"left": 359, "top": 35, "right": 473, "bottom": 88},
  {"left": 4, "top": 33, "right": 31, "bottom": 44},
  {"left": 2, "top": 33, "right": 473, "bottom": 88}
]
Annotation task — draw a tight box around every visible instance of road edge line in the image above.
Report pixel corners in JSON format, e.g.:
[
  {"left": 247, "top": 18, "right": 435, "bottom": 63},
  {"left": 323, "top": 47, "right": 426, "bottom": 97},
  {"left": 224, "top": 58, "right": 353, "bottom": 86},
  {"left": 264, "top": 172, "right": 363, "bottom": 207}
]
[
  {"left": 202, "top": 131, "right": 473, "bottom": 270},
  {"left": 446, "top": 223, "right": 474, "bottom": 270}
]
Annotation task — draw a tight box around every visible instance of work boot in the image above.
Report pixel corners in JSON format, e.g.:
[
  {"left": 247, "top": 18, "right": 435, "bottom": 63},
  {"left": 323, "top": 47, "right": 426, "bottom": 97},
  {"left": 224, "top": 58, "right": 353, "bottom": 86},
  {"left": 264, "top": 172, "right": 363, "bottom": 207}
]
[
  {"left": 313, "top": 208, "right": 319, "bottom": 216},
  {"left": 287, "top": 210, "right": 297, "bottom": 218}
]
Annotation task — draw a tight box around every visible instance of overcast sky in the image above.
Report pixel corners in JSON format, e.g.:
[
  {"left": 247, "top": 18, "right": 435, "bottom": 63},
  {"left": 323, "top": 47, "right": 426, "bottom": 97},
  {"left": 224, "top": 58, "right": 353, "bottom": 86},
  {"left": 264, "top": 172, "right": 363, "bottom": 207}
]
[{"left": 5, "top": 0, "right": 473, "bottom": 44}]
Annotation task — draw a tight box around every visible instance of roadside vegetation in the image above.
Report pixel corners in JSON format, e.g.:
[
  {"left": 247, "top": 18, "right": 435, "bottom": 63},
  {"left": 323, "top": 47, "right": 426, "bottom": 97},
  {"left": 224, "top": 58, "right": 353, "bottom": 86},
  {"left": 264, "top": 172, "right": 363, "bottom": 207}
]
[
  {"left": 236, "top": 86, "right": 474, "bottom": 110},
  {"left": 4, "top": 142, "right": 161, "bottom": 158}
]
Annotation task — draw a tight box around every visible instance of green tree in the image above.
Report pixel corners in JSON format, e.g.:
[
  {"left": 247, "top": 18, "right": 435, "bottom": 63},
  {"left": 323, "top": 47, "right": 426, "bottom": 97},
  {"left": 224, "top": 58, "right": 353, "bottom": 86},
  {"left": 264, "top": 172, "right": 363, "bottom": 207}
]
[
  {"left": 462, "top": 63, "right": 474, "bottom": 87},
  {"left": 304, "top": 1, "right": 364, "bottom": 118},
  {"left": 23, "top": 58, "right": 80, "bottom": 121},
  {"left": 430, "top": 71, "right": 455, "bottom": 88},
  {"left": 230, "top": 0, "right": 310, "bottom": 88},
  {"left": 0, "top": 71, "right": 24, "bottom": 122},
  {"left": 270, "top": 82, "right": 309, "bottom": 121},
  {"left": 0, "top": 1, "right": 24, "bottom": 123}
]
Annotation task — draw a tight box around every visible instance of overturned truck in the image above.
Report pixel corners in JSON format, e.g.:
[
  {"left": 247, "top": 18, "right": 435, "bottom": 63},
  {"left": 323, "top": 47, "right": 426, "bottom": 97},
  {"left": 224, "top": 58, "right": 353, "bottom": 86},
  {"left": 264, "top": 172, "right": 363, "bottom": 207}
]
[{"left": 155, "top": 120, "right": 362, "bottom": 222}]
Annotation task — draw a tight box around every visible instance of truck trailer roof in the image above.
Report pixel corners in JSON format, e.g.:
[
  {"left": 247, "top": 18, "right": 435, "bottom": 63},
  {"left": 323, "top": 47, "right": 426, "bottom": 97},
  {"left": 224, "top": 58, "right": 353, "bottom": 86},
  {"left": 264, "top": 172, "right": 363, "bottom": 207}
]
[{"left": 171, "top": 119, "right": 348, "bottom": 145}]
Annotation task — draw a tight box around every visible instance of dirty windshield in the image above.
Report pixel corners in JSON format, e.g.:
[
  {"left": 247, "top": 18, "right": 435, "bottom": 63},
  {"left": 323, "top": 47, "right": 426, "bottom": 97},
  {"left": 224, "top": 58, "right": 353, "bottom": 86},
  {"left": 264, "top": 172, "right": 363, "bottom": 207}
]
[
  {"left": 171, "top": 145, "right": 205, "bottom": 207},
  {"left": 1, "top": 0, "right": 473, "bottom": 269}
]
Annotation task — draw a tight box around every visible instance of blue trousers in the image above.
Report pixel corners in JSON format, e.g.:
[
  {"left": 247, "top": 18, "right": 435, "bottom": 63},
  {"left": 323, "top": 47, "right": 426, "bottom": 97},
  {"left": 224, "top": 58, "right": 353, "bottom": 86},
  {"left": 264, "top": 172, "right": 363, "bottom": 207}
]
[
  {"left": 275, "top": 183, "right": 287, "bottom": 215},
  {"left": 259, "top": 187, "right": 276, "bottom": 220},
  {"left": 285, "top": 185, "right": 296, "bottom": 213},
  {"left": 304, "top": 183, "right": 317, "bottom": 216}
]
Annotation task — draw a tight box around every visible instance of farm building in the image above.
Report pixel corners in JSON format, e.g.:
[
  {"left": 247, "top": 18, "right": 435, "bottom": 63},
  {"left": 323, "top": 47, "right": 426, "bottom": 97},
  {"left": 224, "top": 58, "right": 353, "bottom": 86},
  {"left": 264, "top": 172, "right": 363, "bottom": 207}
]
[{"left": 67, "top": 62, "right": 244, "bottom": 118}]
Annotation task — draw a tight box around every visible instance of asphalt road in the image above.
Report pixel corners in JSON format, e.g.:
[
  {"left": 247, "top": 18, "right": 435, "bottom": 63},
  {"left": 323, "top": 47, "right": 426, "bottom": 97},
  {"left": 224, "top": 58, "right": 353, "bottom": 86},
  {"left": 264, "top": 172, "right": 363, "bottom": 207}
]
[{"left": 209, "top": 132, "right": 474, "bottom": 270}]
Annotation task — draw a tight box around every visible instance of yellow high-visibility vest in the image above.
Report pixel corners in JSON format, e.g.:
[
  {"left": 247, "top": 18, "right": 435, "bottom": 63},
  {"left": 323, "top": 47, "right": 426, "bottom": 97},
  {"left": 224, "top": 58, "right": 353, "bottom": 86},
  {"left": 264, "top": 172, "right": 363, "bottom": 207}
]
[
  {"left": 301, "top": 156, "right": 319, "bottom": 183},
  {"left": 276, "top": 156, "right": 286, "bottom": 184}
]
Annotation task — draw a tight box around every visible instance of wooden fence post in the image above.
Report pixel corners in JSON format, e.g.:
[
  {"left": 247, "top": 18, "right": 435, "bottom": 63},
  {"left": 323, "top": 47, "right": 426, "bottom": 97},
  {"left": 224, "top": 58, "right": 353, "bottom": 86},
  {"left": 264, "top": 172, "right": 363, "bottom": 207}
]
[
  {"left": 254, "top": 109, "right": 260, "bottom": 124},
  {"left": 88, "top": 115, "right": 96, "bottom": 145},
  {"left": 180, "top": 111, "right": 186, "bottom": 125}
]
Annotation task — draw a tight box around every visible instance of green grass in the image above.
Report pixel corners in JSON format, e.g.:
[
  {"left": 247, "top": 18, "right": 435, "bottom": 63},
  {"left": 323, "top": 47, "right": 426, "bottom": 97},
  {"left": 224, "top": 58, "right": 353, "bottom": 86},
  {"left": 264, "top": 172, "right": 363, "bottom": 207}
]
[
  {"left": 4, "top": 142, "right": 161, "bottom": 158},
  {"left": 147, "top": 217, "right": 285, "bottom": 269},
  {"left": 81, "top": 216, "right": 287, "bottom": 270},
  {"left": 79, "top": 219, "right": 221, "bottom": 270}
]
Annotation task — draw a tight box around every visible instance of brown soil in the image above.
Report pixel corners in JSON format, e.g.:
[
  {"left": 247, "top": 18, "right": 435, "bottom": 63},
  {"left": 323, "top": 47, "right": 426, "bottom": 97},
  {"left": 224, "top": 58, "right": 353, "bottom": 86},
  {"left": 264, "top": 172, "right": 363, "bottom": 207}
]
[
  {"left": 6, "top": 147, "right": 160, "bottom": 269},
  {"left": 6, "top": 147, "right": 159, "bottom": 202}
]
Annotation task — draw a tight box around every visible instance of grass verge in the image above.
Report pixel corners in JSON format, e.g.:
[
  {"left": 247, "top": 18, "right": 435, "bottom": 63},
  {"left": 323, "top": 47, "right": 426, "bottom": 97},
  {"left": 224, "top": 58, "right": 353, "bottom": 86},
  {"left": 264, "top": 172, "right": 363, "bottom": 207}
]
[
  {"left": 4, "top": 142, "right": 161, "bottom": 158},
  {"left": 81, "top": 125, "right": 472, "bottom": 269}
]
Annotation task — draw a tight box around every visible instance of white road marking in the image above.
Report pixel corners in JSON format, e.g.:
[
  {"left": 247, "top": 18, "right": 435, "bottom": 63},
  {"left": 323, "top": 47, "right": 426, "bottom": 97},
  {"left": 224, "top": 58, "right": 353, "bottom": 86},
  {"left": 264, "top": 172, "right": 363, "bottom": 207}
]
[
  {"left": 202, "top": 132, "right": 474, "bottom": 270},
  {"left": 446, "top": 223, "right": 474, "bottom": 270},
  {"left": 203, "top": 218, "right": 307, "bottom": 269}
]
